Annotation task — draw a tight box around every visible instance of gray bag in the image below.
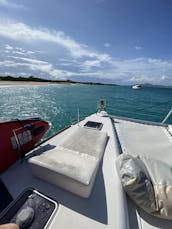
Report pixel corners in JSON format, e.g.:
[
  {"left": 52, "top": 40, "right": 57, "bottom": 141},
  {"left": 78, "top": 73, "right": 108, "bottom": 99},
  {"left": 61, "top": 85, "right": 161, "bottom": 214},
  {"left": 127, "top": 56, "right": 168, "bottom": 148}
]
[{"left": 116, "top": 154, "right": 172, "bottom": 219}]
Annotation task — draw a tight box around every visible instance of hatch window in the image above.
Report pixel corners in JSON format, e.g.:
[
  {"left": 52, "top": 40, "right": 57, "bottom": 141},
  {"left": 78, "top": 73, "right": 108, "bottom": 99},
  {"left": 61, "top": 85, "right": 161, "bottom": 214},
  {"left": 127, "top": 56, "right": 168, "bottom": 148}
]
[{"left": 84, "top": 121, "right": 103, "bottom": 130}]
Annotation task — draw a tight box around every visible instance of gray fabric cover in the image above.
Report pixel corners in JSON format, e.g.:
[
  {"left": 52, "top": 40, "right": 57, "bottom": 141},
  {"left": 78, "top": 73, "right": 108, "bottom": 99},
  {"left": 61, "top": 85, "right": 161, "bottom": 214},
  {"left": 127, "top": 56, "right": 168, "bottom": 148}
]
[{"left": 116, "top": 154, "right": 172, "bottom": 219}]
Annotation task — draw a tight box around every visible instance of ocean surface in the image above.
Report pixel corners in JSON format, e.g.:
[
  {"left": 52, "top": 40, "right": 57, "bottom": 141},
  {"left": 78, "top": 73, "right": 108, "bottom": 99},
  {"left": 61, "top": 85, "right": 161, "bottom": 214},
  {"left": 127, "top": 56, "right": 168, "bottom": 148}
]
[{"left": 1, "top": 84, "right": 172, "bottom": 137}]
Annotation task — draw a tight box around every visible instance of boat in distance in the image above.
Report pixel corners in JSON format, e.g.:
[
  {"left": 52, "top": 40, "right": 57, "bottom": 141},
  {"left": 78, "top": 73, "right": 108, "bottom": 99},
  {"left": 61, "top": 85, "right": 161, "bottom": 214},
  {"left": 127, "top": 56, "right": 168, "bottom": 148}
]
[
  {"left": 132, "top": 84, "right": 142, "bottom": 89},
  {"left": 0, "top": 100, "right": 172, "bottom": 229}
]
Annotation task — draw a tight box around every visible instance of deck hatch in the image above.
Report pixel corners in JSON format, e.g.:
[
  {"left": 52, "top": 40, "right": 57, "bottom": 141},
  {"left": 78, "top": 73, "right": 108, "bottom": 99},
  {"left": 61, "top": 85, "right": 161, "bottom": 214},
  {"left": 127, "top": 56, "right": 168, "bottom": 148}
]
[{"left": 84, "top": 121, "right": 103, "bottom": 130}]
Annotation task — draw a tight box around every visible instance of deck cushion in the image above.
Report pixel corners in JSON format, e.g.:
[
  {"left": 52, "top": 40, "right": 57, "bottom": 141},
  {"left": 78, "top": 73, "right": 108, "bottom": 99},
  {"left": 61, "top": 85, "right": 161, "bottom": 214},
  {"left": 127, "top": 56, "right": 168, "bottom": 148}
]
[
  {"left": 29, "top": 146, "right": 99, "bottom": 185},
  {"left": 29, "top": 127, "right": 107, "bottom": 198},
  {"left": 116, "top": 154, "right": 172, "bottom": 220}
]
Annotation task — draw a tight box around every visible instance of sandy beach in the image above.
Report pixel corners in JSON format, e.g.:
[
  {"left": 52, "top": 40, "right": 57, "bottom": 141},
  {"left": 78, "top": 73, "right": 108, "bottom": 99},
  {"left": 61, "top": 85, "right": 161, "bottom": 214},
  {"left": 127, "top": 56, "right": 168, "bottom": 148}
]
[{"left": 0, "top": 81, "right": 63, "bottom": 86}]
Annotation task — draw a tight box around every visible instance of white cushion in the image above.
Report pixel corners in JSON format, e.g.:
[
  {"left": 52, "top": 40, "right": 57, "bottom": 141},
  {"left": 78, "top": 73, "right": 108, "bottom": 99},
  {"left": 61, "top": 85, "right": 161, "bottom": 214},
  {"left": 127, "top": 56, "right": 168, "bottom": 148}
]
[
  {"left": 29, "top": 146, "right": 99, "bottom": 185},
  {"left": 29, "top": 127, "right": 107, "bottom": 198}
]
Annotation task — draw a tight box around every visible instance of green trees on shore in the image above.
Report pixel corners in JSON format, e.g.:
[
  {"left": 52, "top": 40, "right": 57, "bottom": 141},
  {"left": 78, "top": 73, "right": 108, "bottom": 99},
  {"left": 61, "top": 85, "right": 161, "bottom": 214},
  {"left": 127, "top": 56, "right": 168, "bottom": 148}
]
[{"left": 0, "top": 76, "right": 117, "bottom": 86}]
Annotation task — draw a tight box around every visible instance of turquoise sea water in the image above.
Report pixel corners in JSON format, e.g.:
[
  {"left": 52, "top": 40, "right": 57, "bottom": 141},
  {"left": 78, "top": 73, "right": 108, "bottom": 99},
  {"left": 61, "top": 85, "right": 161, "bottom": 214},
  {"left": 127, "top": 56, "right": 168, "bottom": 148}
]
[{"left": 1, "top": 84, "right": 172, "bottom": 137}]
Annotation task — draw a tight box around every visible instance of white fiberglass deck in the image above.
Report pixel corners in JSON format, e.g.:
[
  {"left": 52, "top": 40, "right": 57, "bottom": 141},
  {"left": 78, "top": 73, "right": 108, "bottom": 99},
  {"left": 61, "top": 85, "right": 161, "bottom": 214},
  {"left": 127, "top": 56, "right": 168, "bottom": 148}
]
[
  {"left": 1, "top": 114, "right": 129, "bottom": 229},
  {"left": 2, "top": 114, "right": 172, "bottom": 229},
  {"left": 114, "top": 117, "right": 172, "bottom": 229}
]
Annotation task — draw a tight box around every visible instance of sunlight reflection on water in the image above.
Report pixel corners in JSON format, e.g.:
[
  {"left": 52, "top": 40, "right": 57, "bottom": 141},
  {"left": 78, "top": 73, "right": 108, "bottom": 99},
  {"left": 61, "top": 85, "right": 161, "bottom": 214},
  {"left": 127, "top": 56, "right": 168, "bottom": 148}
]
[{"left": 1, "top": 84, "right": 172, "bottom": 137}]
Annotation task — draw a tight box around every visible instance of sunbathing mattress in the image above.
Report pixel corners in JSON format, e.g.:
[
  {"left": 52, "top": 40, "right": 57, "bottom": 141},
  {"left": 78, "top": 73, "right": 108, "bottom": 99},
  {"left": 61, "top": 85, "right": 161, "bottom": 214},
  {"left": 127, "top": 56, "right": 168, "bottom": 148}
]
[{"left": 29, "top": 126, "right": 107, "bottom": 198}]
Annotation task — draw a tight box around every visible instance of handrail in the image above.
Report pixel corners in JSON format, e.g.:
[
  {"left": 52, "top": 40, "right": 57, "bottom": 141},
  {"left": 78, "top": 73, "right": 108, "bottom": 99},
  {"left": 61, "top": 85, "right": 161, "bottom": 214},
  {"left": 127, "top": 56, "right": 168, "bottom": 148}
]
[
  {"left": 12, "top": 129, "right": 21, "bottom": 152},
  {"left": 97, "top": 99, "right": 106, "bottom": 113},
  {"left": 12, "top": 129, "right": 24, "bottom": 159},
  {"left": 162, "top": 108, "right": 172, "bottom": 124}
]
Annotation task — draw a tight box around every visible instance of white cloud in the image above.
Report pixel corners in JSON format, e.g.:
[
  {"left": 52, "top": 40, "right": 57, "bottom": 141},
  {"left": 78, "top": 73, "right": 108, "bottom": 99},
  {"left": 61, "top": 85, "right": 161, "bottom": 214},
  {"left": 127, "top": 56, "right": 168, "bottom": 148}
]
[
  {"left": 13, "top": 57, "right": 49, "bottom": 65},
  {"left": 160, "top": 75, "right": 169, "bottom": 81},
  {"left": 10, "top": 57, "right": 55, "bottom": 74},
  {"left": 5, "top": 44, "right": 13, "bottom": 50},
  {"left": 0, "top": 20, "right": 111, "bottom": 61},
  {"left": 0, "top": 0, "right": 25, "bottom": 9},
  {"left": 0, "top": 21, "right": 172, "bottom": 85},
  {"left": 1, "top": 55, "right": 172, "bottom": 85},
  {"left": 3, "top": 44, "right": 36, "bottom": 56},
  {"left": 104, "top": 43, "right": 110, "bottom": 48},
  {"left": 106, "top": 58, "right": 172, "bottom": 84},
  {"left": 0, "top": 60, "right": 16, "bottom": 67},
  {"left": 81, "top": 60, "right": 101, "bottom": 72},
  {"left": 135, "top": 46, "right": 142, "bottom": 50},
  {"left": 15, "top": 47, "right": 35, "bottom": 55},
  {"left": 0, "top": 56, "right": 72, "bottom": 79}
]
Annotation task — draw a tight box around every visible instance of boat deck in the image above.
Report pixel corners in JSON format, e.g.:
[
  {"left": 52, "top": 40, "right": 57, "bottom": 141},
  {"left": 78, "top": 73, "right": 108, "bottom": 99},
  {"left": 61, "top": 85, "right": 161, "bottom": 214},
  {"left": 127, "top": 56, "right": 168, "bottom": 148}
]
[
  {"left": 113, "top": 117, "right": 172, "bottom": 229},
  {"left": 114, "top": 117, "right": 172, "bottom": 164},
  {"left": 1, "top": 114, "right": 172, "bottom": 228},
  {"left": 1, "top": 114, "right": 129, "bottom": 229}
]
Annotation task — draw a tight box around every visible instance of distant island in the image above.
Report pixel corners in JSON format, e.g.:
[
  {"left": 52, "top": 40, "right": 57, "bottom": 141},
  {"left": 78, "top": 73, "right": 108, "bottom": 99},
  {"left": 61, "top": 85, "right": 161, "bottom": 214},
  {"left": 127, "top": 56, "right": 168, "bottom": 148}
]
[{"left": 0, "top": 76, "right": 117, "bottom": 86}]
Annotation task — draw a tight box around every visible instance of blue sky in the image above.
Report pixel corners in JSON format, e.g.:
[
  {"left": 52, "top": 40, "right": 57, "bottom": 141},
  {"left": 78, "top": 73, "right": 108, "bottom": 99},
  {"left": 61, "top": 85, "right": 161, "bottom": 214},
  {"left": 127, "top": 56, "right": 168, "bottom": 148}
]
[{"left": 0, "top": 0, "right": 172, "bottom": 85}]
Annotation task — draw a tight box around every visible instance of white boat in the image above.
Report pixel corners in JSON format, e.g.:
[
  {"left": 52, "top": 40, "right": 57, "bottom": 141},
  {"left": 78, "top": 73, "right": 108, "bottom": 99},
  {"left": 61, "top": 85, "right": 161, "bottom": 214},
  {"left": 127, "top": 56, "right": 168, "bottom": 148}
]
[
  {"left": 0, "top": 101, "right": 172, "bottom": 229},
  {"left": 132, "top": 84, "right": 142, "bottom": 89}
]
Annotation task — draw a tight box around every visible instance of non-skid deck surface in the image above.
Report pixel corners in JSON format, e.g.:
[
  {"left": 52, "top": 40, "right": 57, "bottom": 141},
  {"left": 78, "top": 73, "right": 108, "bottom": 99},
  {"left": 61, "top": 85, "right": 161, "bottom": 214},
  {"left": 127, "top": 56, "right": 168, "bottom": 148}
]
[
  {"left": 114, "top": 118, "right": 172, "bottom": 165},
  {"left": 114, "top": 118, "right": 172, "bottom": 229}
]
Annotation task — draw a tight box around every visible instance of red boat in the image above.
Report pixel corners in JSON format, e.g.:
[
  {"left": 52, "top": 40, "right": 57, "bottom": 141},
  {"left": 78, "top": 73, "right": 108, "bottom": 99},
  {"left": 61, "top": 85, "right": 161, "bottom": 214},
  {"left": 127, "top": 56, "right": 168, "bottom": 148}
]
[{"left": 0, "top": 118, "right": 50, "bottom": 173}]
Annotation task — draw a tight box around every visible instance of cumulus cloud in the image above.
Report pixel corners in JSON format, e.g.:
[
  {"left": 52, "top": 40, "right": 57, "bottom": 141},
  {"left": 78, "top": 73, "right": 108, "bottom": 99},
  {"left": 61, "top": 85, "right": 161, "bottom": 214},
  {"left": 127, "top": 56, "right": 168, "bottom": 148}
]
[
  {"left": 81, "top": 60, "right": 101, "bottom": 72},
  {"left": 0, "top": 56, "right": 73, "bottom": 79},
  {"left": 109, "top": 58, "right": 172, "bottom": 84},
  {"left": 0, "top": 20, "right": 111, "bottom": 61},
  {"left": 0, "top": 20, "right": 172, "bottom": 85}
]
